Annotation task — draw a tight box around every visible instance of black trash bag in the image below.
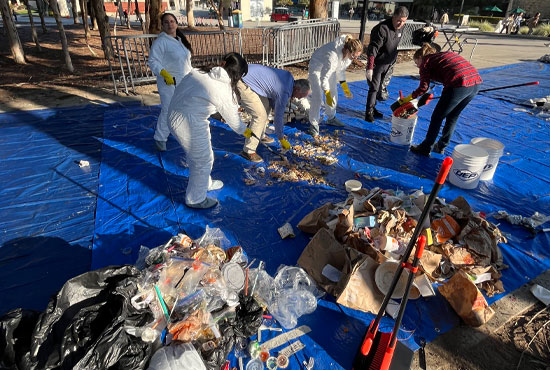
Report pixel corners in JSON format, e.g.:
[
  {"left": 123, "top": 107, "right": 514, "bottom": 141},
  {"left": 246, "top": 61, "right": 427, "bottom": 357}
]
[
  {"left": 198, "top": 322, "right": 236, "bottom": 370},
  {"left": 233, "top": 294, "right": 263, "bottom": 338},
  {"left": 0, "top": 309, "right": 41, "bottom": 370},
  {"left": 412, "top": 25, "right": 442, "bottom": 51},
  {"left": 2, "top": 265, "right": 155, "bottom": 370}
]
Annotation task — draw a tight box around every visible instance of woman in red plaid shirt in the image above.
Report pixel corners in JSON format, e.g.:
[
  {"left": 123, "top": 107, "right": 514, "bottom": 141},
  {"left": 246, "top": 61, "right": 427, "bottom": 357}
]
[{"left": 408, "top": 43, "right": 482, "bottom": 156}]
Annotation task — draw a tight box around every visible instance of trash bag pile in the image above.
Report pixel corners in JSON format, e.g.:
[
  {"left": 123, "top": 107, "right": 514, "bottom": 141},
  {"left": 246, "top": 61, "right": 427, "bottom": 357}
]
[
  {"left": 1, "top": 227, "right": 321, "bottom": 370},
  {"left": 296, "top": 186, "right": 508, "bottom": 315}
]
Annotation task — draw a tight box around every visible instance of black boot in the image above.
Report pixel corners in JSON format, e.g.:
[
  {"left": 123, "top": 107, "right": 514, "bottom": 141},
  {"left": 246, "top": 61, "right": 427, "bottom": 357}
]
[
  {"left": 365, "top": 109, "right": 375, "bottom": 122},
  {"left": 373, "top": 108, "right": 384, "bottom": 118},
  {"left": 410, "top": 145, "right": 431, "bottom": 157}
]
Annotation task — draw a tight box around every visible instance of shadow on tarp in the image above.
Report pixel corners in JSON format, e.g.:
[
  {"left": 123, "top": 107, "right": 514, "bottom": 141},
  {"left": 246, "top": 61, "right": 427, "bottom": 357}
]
[{"left": 0, "top": 237, "right": 91, "bottom": 314}]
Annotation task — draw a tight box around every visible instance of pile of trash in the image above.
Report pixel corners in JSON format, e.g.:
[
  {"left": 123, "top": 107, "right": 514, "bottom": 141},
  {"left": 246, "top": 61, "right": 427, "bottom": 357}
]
[
  {"left": 296, "top": 187, "right": 507, "bottom": 326},
  {"left": 283, "top": 97, "right": 310, "bottom": 123},
  {"left": 244, "top": 132, "right": 343, "bottom": 187},
  {"left": 0, "top": 227, "right": 321, "bottom": 370},
  {"left": 539, "top": 54, "right": 550, "bottom": 64}
]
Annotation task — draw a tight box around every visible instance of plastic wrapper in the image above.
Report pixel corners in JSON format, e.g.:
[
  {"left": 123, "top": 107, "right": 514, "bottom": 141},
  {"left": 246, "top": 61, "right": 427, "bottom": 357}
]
[
  {"left": 168, "top": 309, "right": 213, "bottom": 342},
  {"left": 147, "top": 343, "right": 206, "bottom": 370},
  {"left": 269, "top": 290, "right": 317, "bottom": 329},
  {"left": 273, "top": 266, "right": 324, "bottom": 299},
  {"left": 196, "top": 226, "right": 232, "bottom": 250},
  {"left": 170, "top": 289, "right": 207, "bottom": 323}
]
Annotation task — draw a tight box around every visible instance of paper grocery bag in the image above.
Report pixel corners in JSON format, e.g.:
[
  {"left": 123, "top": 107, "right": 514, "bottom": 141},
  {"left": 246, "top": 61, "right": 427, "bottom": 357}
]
[
  {"left": 298, "top": 228, "right": 383, "bottom": 314},
  {"left": 438, "top": 270, "right": 495, "bottom": 327},
  {"left": 297, "top": 202, "right": 335, "bottom": 234},
  {"left": 336, "top": 255, "right": 384, "bottom": 313}
]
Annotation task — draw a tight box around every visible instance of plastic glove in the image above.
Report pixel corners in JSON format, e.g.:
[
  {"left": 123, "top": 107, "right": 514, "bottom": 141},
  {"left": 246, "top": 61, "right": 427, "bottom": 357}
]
[
  {"left": 398, "top": 94, "right": 413, "bottom": 105},
  {"left": 280, "top": 138, "right": 291, "bottom": 150},
  {"left": 341, "top": 81, "right": 353, "bottom": 98},
  {"left": 366, "top": 69, "right": 373, "bottom": 82},
  {"left": 324, "top": 90, "right": 335, "bottom": 107},
  {"left": 243, "top": 128, "right": 252, "bottom": 138},
  {"left": 160, "top": 69, "right": 175, "bottom": 86}
]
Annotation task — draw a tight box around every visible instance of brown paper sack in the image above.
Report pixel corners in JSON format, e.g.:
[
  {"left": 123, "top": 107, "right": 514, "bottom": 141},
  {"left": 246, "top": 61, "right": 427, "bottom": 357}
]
[
  {"left": 298, "top": 228, "right": 384, "bottom": 313},
  {"left": 438, "top": 270, "right": 495, "bottom": 327},
  {"left": 334, "top": 204, "right": 355, "bottom": 241},
  {"left": 297, "top": 202, "right": 335, "bottom": 234}
]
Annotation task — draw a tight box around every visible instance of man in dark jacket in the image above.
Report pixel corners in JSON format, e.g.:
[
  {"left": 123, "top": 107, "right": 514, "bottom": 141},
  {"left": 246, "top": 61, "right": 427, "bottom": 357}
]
[{"left": 365, "top": 6, "right": 409, "bottom": 122}]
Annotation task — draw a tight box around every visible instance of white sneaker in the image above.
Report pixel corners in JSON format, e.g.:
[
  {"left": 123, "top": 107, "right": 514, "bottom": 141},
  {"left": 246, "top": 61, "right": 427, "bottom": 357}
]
[
  {"left": 208, "top": 179, "right": 224, "bottom": 191},
  {"left": 326, "top": 117, "right": 345, "bottom": 127}
]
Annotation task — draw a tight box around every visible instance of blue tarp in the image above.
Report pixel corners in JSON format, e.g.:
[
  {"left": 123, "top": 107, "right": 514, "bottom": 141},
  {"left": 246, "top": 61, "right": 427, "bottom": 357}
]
[{"left": 1, "top": 62, "right": 549, "bottom": 369}]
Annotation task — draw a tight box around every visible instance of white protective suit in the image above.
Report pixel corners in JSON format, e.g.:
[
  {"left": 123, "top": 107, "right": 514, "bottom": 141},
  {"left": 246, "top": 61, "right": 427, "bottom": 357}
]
[
  {"left": 308, "top": 35, "right": 352, "bottom": 132},
  {"left": 168, "top": 67, "right": 246, "bottom": 206},
  {"left": 148, "top": 32, "right": 193, "bottom": 143}
]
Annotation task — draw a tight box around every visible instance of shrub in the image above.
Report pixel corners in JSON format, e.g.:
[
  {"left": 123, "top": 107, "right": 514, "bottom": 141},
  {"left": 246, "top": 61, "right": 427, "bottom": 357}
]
[
  {"left": 468, "top": 21, "right": 495, "bottom": 32},
  {"left": 533, "top": 24, "right": 550, "bottom": 37},
  {"left": 518, "top": 26, "right": 529, "bottom": 34}
]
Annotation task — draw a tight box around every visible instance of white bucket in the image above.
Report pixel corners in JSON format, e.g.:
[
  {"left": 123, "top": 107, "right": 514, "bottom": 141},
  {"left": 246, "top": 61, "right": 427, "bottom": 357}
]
[
  {"left": 470, "top": 137, "right": 504, "bottom": 181},
  {"left": 449, "top": 144, "right": 489, "bottom": 189},
  {"left": 390, "top": 115, "right": 417, "bottom": 146}
]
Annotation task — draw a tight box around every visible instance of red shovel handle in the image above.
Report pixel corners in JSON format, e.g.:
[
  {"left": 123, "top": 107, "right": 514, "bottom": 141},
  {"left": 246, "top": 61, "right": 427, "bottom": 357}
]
[{"left": 436, "top": 157, "right": 453, "bottom": 185}]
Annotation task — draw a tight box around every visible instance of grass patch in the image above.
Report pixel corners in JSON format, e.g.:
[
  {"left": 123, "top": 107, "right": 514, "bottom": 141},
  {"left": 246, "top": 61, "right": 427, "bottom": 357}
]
[
  {"left": 533, "top": 24, "right": 550, "bottom": 37},
  {"left": 468, "top": 21, "right": 495, "bottom": 32}
]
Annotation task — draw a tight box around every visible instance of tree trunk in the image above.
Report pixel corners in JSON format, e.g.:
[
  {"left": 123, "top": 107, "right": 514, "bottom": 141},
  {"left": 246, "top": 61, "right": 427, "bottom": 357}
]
[
  {"left": 48, "top": 0, "right": 74, "bottom": 72},
  {"left": 148, "top": 0, "right": 160, "bottom": 34},
  {"left": 116, "top": 0, "right": 124, "bottom": 25},
  {"left": 186, "top": 0, "right": 194, "bottom": 27},
  {"left": 207, "top": 0, "right": 224, "bottom": 29},
  {"left": 134, "top": 0, "right": 145, "bottom": 32},
  {"left": 310, "top": 0, "right": 327, "bottom": 19},
  {"left": 126, "top": 0, "right": 131, "bottom": 28},
  {"left": 36, "top": 0, "right": 48, "bottom": 33},
  {"left": 70, "top": 0, "right": 79, "bottom": 23},
  {"left": 79, "top": 0, "right": 90, "bottom": 40},
  {"left": 144, "top": 0, "right": 150, "bottom": 33},
  {"left": 88, "top": 0, "right": 97, "bottom": 29},
  {"left": 0, "top": 0, "right": 26, "bottom": 63},
  {"left": 24, "top": 0, "right": 42, "bottom": 51},
  {"left": 90, "top": 0, "right": 113, "bottom": 59}
]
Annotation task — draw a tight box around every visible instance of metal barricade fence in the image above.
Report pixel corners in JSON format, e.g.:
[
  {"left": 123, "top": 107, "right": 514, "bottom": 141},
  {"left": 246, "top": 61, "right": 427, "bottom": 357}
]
[
  {"left": 397, "top": 21, "right": 426, "bottom": 50},
  {"left": 107, "top": 30, "right": 241, "bottom": 95},
  {"left": 262, "top": 18, "right": 341, "bottom": 68}
]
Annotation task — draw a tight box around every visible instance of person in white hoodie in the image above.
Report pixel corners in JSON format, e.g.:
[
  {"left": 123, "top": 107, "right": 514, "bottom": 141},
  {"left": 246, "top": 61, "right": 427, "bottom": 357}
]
[
  {"left": 168, "top": 53, "right": 252, "bottom": 209},
  {"left": 148, "top": 13, "right": 193, "bottom": 152},
  {"left": 308, "top": 35, "right": 363, "bottom": 136}
]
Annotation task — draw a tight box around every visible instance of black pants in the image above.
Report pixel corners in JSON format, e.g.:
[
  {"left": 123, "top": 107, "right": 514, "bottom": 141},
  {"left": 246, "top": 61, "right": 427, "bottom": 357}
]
[
  {"left": 418, "top": 84, "right": 480, "bottom": 151},
  {"left": 366, "top": 63, "right": 392, "bottom": 112}
]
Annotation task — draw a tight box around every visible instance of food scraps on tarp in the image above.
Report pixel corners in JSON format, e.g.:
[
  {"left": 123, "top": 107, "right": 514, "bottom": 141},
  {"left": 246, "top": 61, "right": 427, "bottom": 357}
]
[
  {"left": 0, "top": 227, "right": 322, "bottom": 370},
  {"left": 297, "top": 186, "right": 509, "bottom": 325}
]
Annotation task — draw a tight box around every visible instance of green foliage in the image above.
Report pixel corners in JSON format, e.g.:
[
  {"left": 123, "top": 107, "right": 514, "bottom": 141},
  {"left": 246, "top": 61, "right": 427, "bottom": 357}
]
[
  {"left": 461, "top": 15, "right": 502, "bottom": 24},
  {"left": 533, "top": 24, "right": 550, "bottom": 37},
  {"left": 277, "top": 0, "right": 293, "bottom": 6},
  {"left": 298, "top": 0, "right": 309, "bottom": 5},
  {"left": 518, "top": 26, "right": 529, "bottom": 34},
  {"left": 468, "top": 20, "right": 495, "bottom": 32}
]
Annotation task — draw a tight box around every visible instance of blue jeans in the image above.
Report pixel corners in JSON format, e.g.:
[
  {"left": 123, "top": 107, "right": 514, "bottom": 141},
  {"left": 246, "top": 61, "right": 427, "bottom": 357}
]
[{"left": 418, "top": 84, "right": 480, "bottom": 151}]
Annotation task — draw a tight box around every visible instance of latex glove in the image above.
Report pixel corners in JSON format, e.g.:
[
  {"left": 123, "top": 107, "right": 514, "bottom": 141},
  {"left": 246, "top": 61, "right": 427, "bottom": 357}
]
[
  {"left": 160, "top": 69, "right": 175, "bottom": 86},
  {"left": 243, "top": 128, "right": 252, "bottom": 138},
  {"left": 280, "top": 138, "right": 291, "bottom": 150},
  {"left": 398, "top": 94, "right": 413, "bottom": 105},
  {"left": 341, "top": 81, "right": 353, "bottom": 99},
  {"left": 366, "top": 69, "right": 373, "bottom": 82},
  {"left": 324, "top": 90, "right": 335, "bottom": 107}
]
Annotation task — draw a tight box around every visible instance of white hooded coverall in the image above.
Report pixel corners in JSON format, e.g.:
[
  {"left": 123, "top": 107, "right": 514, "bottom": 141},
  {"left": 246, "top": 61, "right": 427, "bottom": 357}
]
[
  {"left": 308, "top": 35, "right": 352, "bottom": 133},
  {"left": 168, "top": 67, "right": 246, "bottom": 206},
  {"left": 148, "top": 32, "right": 193, "bottom": 143}
]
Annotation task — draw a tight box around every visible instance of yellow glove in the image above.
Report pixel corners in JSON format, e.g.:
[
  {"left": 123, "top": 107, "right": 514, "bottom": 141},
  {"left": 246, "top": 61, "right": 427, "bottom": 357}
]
[
  {"left": 341, "top": 81, "right": 353, "bottom": 99},
  {"left": 160, "top": 69, "right": 175, "bottom": 86},
  {"left": 324, "top": 90, "right": 335, "bottom": 107},
  {"left": 280, "top": 138, "right": 291, "bottom": 150},
  {"left": 243, "top": 128, "right": 252, "bottom": 138},
  {"left": 398, "top": 94, "right": 413, "bottom": 105}
]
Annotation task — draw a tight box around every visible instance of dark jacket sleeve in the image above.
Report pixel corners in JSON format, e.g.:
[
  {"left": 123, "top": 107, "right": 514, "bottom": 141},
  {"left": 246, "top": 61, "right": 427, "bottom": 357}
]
[{"left": 366, "top": 25, "right": 386, "bottom": 70}]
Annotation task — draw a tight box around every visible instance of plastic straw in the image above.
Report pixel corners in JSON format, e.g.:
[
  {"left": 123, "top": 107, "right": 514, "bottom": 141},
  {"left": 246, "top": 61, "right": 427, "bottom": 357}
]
[{"left": 154, "top": 285, "right": 170, "bottom": 323}]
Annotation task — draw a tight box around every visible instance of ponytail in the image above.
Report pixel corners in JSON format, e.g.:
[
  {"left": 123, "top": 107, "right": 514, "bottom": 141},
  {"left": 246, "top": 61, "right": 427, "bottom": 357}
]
[{"left": 176, "top": 28, "right": 193, "bottom": 54}]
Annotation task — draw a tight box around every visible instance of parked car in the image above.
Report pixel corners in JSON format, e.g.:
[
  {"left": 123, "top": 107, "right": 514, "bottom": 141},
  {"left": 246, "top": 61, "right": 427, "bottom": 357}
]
[{"left": 271, "top": 7, "right": 290, "bottom": 22}]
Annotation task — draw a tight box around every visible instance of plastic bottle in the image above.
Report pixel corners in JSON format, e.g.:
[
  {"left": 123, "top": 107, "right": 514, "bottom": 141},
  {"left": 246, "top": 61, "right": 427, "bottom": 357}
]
[{"left": 179, "top": 259, "right": 209, "bottom": 298}]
